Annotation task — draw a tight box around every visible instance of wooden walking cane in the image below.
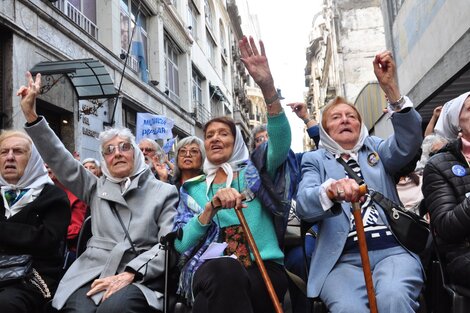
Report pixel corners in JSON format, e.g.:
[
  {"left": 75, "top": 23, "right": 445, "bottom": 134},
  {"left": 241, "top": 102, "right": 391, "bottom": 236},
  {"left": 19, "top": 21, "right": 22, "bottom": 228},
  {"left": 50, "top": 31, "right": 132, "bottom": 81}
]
[
  {"left": 234, "top": 207, "right": 284, "bottom": 313},
  {"left": 329, "top": 185, "right": 378, "bottom": 313},
  {"left": 211, "top": 195, "right": 283, "bottom": 313}
]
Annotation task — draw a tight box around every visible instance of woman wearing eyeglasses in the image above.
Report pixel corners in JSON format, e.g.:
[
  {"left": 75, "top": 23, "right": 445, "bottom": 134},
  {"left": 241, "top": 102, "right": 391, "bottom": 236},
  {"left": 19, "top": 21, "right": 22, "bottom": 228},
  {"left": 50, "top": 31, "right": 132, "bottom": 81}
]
[
  {"left": 17, "top": 73, "right": 178, "bottom": 313},
  {"left": 171, "top": 136, "right": 205, "bottom": 191}
]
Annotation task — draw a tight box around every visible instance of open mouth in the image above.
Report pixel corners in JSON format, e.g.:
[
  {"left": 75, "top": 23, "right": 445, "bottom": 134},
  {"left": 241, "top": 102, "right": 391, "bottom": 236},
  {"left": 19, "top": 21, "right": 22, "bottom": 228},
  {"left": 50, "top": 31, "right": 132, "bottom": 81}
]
[{"left": 211, "top": 145, "right": 223, "bottom": 152}]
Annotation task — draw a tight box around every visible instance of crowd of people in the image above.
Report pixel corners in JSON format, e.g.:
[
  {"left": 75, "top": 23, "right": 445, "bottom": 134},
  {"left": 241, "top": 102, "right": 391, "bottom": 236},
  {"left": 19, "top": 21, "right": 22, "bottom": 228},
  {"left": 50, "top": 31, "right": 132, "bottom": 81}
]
[{"left": 0, "top": 34, "right": 469, "bottom": 313}]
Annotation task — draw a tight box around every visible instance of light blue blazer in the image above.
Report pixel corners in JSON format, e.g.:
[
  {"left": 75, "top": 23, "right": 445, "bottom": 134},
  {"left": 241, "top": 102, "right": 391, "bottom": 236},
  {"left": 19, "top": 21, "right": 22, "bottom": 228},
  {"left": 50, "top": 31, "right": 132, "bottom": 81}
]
[{"left": 296, "top": 108, "right": 423, "bottom": 298}]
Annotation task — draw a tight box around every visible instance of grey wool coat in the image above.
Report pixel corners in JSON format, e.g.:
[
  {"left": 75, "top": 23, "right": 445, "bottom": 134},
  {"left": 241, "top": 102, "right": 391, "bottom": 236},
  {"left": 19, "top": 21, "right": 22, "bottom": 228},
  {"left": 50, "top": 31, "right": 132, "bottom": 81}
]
[{"left": 25, "top": 118, "right": 178, "bottom": 311}]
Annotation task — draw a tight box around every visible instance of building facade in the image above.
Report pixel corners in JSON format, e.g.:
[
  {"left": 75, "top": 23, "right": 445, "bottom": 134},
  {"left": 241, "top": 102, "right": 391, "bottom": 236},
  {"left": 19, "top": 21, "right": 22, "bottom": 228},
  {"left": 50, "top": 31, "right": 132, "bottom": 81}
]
[
  {"left": 304, "top": 0, "right": 386, "bottom": 149},
  {"left": 232, "top": 0, "right": 267, "bottom": 136},
  {"left": 376, "top": 0, "right": 470, "bottom": 137},
  {"left": 0, "top": 0, "right": 250, "bottom": 159}
]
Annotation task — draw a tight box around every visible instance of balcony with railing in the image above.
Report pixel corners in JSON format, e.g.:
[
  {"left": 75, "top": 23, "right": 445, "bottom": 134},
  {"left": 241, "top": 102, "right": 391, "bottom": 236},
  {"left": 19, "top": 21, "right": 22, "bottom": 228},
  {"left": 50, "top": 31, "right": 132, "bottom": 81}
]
[
  {"left": 192, "top": 102, "right": 211, "bottom": 126},
  {"left": 121, "top": 49, "right": 140, "bottom": 73},
  {"left": 53, "top": 0, "right": 98, "bottom": 39}
]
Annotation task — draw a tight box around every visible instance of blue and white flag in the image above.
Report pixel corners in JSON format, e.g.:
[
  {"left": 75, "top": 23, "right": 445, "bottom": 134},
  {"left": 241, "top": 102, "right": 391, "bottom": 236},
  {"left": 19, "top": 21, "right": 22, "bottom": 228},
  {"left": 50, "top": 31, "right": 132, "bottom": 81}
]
[
  {"left": 136, "top": 113, "right": 174, "bottom": 142},
  {"left": 131, "top": 26, "right": 148, "bottom": 83},
  {"left": 162, "top": 136, "right": 177, "bottom": 153}
]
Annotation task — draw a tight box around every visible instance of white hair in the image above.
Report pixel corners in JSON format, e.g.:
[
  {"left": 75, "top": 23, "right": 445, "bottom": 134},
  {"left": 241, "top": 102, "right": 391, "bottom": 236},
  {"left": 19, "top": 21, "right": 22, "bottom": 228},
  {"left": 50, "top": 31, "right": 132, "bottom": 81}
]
[
  {"left": 99, "top": 127, "right": 136, "bottom": 149},
  {"left": 82, "top": 157, "right": 100, "bottom": 168},
  {"left": 173, "top": 136, "right": 205, "bottom": 180},
  {"left": 138, "top": 138, "right": 165, "bottom": 159},
  {"left": 416, "top": 134, "right": 448, "bottom": 170}
]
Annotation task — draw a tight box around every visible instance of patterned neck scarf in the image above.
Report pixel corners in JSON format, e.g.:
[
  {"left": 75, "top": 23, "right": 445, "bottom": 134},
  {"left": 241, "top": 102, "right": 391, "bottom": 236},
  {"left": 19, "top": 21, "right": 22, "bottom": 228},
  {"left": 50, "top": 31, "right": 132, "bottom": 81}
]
[{"left": 4, "top": 189, "right": 29, "bottom": 207}]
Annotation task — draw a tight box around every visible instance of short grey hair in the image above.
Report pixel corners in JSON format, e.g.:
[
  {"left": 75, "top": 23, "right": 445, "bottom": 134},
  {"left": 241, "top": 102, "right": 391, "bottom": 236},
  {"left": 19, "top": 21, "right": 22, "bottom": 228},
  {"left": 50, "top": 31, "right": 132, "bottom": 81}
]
[
  {"left": 173, "top": 136, "right": 205, "bottom": 180},
  {"left": 249, "top": 124, "right": 267, "bottom": 151},
  {"left": 99, "top": 128, "right": 136, "bottom": 151},
  {"left": 416, "top": 134, "right": 448, "bottom": 170}
]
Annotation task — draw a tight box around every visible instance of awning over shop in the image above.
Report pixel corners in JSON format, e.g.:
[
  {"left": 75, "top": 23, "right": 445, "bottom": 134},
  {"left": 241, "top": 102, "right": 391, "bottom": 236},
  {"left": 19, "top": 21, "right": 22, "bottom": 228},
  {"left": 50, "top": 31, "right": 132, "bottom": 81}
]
[
  {"left": 30, "top": 59, "right": 117, "bottom": 100},
  {"left": 354, "top": 82, "right": 387, "bottom": 130}
]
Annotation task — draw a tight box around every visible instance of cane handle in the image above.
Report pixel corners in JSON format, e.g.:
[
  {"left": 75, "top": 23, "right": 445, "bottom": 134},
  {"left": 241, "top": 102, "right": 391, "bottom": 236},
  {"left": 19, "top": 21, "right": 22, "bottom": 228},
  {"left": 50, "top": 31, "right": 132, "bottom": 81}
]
[{"left": 327, "top": 184, "right": 368, "bottom": 200}]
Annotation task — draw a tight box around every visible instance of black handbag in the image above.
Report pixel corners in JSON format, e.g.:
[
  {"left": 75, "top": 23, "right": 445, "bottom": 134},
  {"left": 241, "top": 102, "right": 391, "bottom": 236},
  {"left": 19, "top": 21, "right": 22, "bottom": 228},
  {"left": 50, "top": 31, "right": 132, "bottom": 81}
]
[
  {"left": 336, "top": 157, "right": 430, "bottom": 255},
  {"left": 0, "top": 254, "right": 33, "bottom": 287},
  {"left": 370, "top": 191, "right": 430, "bottom": 254}
]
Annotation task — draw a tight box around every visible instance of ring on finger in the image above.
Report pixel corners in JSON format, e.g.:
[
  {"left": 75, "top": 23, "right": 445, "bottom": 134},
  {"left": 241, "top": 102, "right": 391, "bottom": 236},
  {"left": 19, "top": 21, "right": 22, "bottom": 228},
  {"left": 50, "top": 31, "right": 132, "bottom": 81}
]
[{"left": 337, "top": 189, "right": 345, "bottom": 197}]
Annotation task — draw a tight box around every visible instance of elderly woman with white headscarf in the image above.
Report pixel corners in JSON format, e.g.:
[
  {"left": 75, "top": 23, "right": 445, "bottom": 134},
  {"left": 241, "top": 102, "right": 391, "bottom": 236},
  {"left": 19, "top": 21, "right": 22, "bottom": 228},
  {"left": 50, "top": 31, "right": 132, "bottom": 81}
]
[
  {"left": 296, "top": 51, "right": 424, "bottom": 313},
  {"left": 422, "top": 93, "right": 470, "bottom": 289},
  {"left": 17, "top": 73, "right": 178, "bottom": 313},
  {"left": 434, "top": 91, "right": 470, "bottom": 140},
  {"left": 0, "top": 130, "right": 70, "bottom": 313},
  {"left": 172, "top": 37, "right": 291, "bottom": 313}
]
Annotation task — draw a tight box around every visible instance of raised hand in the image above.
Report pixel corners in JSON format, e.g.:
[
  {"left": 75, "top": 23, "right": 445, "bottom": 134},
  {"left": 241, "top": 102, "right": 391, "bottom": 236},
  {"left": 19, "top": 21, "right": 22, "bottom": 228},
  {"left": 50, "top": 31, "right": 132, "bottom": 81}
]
[
  {"left": 238, "top": 36, "right": 274, "bottom": 91},
  {"left": 16, "top": 71, "right": 41, "bottom": 123},
  {"left": 373, "top": 51, "right": 400, "bottom": 102},
  {"left": 152, "top": 157, "right": 169, "bottom": 182},
  {"left": 287, "top": 102, "right": 309, "bottom": 120},
  {"left": 432, "top": 105, "right": 443, "bottom": 119}
]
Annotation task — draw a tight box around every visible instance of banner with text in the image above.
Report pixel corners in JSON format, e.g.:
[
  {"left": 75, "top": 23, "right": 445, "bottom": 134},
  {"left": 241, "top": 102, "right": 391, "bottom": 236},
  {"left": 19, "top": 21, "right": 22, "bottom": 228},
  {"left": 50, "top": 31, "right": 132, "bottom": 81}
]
[
  {"left": 136, "top": 113, "right": 174, "bottom": 143},
  {"left": 162, "top": 136, "right": 177, "bottom": 153}
]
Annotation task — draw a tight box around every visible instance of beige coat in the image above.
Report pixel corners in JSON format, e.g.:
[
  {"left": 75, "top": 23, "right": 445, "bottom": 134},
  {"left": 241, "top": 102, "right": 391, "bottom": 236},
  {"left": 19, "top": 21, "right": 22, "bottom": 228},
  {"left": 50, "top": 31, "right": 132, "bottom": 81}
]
[{"left": 25, "top": 118, "right": 178, "bottom": 311}]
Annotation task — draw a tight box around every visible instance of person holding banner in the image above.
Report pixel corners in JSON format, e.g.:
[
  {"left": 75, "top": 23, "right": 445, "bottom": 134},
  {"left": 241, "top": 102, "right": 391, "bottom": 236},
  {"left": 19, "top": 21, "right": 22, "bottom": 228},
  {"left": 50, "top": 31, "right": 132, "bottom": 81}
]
[
  {"left": 172, "top": 36, "right": 291, "bottom": 313},
  {"left": 138, "top": 138, "right": 171, "bottom": 182},
  {"left": 296, "top": 51, "right": 424, "bottom": 312},
  {"left": 17, "top": 72, "right": 179, "bottom": 313}
]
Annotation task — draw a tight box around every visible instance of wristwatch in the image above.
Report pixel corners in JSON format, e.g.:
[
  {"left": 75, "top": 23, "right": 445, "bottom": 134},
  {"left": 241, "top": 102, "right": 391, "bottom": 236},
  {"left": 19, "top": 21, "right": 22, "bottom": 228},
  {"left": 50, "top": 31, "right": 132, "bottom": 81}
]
[{"left": 388, "top": 95, "right": 406, "bottom": 111}]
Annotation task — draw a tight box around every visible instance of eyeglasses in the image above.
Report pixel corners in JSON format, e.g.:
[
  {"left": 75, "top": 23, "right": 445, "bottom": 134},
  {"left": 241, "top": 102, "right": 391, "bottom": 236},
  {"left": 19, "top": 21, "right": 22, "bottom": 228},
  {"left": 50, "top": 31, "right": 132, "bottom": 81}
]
[
  {"left": 178, "top": 148, "right": 200, "bottom": 157},
  {"left": 103, "top": 142, "right": 133, "bottom": 156},
  {"left": 140, "top": 147, "right": 155, "bottom": 153},
  {"left": 254, "top": 135, "right": 268, "bottom": 144}
]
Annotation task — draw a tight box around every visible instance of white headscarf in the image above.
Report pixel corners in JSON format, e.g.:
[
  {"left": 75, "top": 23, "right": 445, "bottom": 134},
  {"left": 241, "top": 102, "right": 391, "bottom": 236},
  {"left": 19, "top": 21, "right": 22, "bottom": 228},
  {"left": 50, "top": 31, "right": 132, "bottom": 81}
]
[
  {"left": 100, "top": 140, "right": 147, "bottom": 191},
  {"left": 203, "top": 125, "right": 249, "bottom": 198},
  {"left": 318, "top": 117, "right": 369, "bottom": 156},
  {"left": 0, "top": 142, "right": 53, "bottom": 216},
  {"left": 435, "top": 91, "right": 470, "bottom": 140},
  {"left": 318, "top": 116, "right": 369, "bottom": 155}
]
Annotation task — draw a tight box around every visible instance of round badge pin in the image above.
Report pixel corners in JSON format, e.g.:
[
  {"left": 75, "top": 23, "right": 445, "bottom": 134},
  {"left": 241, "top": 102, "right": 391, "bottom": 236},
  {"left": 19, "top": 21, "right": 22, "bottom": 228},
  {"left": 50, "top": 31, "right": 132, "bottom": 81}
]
[
  {"left": 367, "top": 152, "right": 380, "bottom": 166},
  {"left": 452, "top": 165, "right": 466, "bottom": 177}
]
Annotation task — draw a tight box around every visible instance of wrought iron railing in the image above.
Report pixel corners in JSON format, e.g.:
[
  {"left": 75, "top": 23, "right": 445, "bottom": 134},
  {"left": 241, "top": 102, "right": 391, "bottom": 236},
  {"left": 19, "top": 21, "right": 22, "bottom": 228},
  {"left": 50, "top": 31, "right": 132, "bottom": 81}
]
[
  {"left": 193, "top": 103, "right": 211, "bottom": 125},
  {"left": 53, "top": 0, "right": 99, "bottom": 39},
  {"left": 120, "top": 49, "right": 140, "bottom": 73}
]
